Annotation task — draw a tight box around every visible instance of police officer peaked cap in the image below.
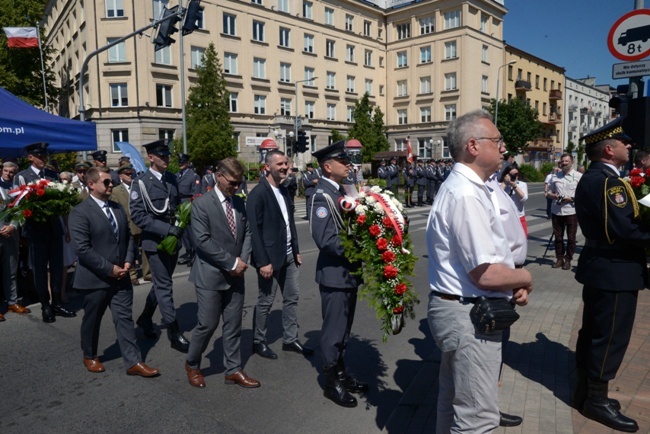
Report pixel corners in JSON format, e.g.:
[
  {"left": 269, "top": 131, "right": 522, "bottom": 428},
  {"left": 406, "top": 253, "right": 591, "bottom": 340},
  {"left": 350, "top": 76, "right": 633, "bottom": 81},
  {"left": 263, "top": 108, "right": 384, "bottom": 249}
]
[
  {"left": 178, "top": 153, "right": 190, "bottom": 163},
  {"left": 74, "top": 161, "right": 92, "bottom": 171},
  {"left": 306, "top": 163, "right": 314, "bottom": 168},
  {"left": 91, "top": 150, "right": 108, "bottom": 161},
  {"left": 117, "top": 164, "right": 135, "bottom": 174},
  {"left": 143, "top": 139, "right": 171, "bottom": 156},
  {"left": 312, "top": 140, "right": 350, "bottom": 163},
  {"left": 580, "top": 117, "right": 632, "bottom": 146},
  {"left": 24, "top": 142, "right": 49, "bottom": 156}
]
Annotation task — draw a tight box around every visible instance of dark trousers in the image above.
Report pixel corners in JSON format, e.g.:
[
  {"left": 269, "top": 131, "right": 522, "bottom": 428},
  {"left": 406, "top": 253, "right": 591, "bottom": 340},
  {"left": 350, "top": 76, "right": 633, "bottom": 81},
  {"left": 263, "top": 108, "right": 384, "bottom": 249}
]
[
  {"left": 28, "top": 220, "right": 64, "bottom": 305},
  {"left": 552, "top": 214, "right": 578, "bottom": 260},
  {"left": 144, "top": 250, "right": 179, "bottom": 325},
  {"left": 417, "top": 184, "right": 425, "bottom": 204},
  {"left": 319, "top": 285, "right": 357, "bottom": 367},
  {"left": 575, "top": 286, "right": 638, "bottom": 382},
  {"left": 546, "top": 198, "right": 553, "bottom": 218},
  {"left": 427, "top": 181, "right": 435, "bottom": 203}
]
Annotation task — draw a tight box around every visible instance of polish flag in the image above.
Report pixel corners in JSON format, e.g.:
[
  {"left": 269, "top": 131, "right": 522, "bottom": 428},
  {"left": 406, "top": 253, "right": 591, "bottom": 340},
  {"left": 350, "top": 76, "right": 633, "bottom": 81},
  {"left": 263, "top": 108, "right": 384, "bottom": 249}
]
[
  {"left": 406, "top": 137, "right": 413, "bottom": 164},
  {"left": 3, "top": 27, "right": 38, "bottom": 48}
]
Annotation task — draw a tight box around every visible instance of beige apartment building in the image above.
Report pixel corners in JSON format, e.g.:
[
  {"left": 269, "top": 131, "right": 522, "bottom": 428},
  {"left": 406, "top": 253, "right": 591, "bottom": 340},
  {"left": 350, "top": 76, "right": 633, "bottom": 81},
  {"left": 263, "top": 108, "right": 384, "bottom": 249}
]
[{"left": 43, "top": 0, "right": 509, "bottom": 167}]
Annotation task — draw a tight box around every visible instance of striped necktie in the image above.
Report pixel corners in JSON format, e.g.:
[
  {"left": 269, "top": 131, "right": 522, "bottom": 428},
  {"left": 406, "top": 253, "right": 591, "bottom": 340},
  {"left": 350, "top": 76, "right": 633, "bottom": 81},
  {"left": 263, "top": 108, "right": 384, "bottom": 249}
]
[{"left": 104, "top": 203, "right": 118, "bottom": 239}]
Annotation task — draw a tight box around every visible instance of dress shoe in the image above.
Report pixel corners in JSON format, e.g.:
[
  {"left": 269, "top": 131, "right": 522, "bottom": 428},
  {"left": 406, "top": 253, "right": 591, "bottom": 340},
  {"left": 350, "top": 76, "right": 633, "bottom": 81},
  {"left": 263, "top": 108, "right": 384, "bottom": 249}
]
[
  {"left": 167, "top": 320, "right": 190, "bottom": 353},
  {"left": 130, "top": 278, "right": 140, "bottom": 286},
  {"left": 178, "top": 254, "right": 190, "bottom": 265},
  {"left": 185, "top": 362, "right": 205, "bottom": 388},
  {"left": 282, "top": 340, "right": 314, "bottom": 356},
  {"left": 83, "top": 357, "right": 105, "bottom": 373},
  {"left": 562, "top": 260, "right": 572, "bottom": 270},
  {"left": 7, "top": 303, "right": 31, "bottom": 314},
  {"left": 574, "top": 369, "right": 621, "bottom": 412},
  {"left": 136, "top": 315, "right": 157, "bottom": 339},
  {"left": 52, "top": 304, "right": 76, "bottom": 317},
  {"left": 42, "top": 305, "right": 55, "bottom": 323},
  {"left": 336, "top": 359, "right": 369, "bottom": 393},
  {"left": 224, "top": 370, "right": 261, "bottom": 388},
  {"left": 323, "top": 365, "right": 357, "bottom": 408},
  {"left": 499, "top": 412, "right": 523, "bottom": 427},
  {"left": 126, "top": 362, "right": 160, "bottom": 377},
  {"left": 552, "top": 258, "right": 564, "bottom": 269},
  {"left": 0, "top": 312, "right": 4, "bottom": 322},
  {"left": 583, "top": 380, "right": 639, "bottom": 432},
  {"left": 253, "top": 342, "right": 278, "bottom": 359}
]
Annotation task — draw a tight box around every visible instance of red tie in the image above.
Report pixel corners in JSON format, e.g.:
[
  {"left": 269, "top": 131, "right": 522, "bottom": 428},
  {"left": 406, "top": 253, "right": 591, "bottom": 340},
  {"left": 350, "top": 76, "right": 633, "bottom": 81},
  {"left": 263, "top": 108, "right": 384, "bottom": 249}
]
[{"left": 225, "top": 198, "right": 236, "bottom": 237}]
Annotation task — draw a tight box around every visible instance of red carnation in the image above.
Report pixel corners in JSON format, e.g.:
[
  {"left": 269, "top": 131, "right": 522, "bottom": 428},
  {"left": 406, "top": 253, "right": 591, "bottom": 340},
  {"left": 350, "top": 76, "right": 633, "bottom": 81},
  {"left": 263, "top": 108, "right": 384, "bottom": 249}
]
[
  {"left": 357, "top": 214, "right": 367, "bottom": 225},
  {"left": 394, "top": 283, "right": 407, "bottom": 295},
  {"left": 376, "top": 238, "right": 388, "bottom": 251},
  {"left": 631, "top": 176, "right": 645, "bottom": 188},
  {"left": 23, "top": 209, "right": 32, "bottom": 218},
  {"left": 382, "top": 216, "right": 393, "bottom": 227},
  {"left": 630, "top": 168, "right": 642, "bottom": 177},
  {"left": 646, "top": 168, "right": 650, "bottom": 178},
  {"left": 383, "top": 264, "right": 399, "bottom": 279},
  {"left": 393, "top": 306, "right": 404, "bottom": 314},
  {"left": 36, "top": 189, "right": 45, "bottom": 197},
  {"left": 369, "top": 224, "right": 381, "bottom": 237},
  {"left": 382, "top": 250, "right": 396, "bottom": 263},
  {"left": 391, "top": 234, "right": 402, "bottom": 246}
]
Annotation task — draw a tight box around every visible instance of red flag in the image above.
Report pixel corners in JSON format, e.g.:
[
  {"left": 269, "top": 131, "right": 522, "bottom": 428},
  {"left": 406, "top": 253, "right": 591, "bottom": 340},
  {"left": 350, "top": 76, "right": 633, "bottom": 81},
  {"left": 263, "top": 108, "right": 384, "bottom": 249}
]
[
  {"left": 3, "top": 27, "right": 38, "bottom": 48},
  {"left": 406, "top": 137, "right": 413, "bottom": 164}
]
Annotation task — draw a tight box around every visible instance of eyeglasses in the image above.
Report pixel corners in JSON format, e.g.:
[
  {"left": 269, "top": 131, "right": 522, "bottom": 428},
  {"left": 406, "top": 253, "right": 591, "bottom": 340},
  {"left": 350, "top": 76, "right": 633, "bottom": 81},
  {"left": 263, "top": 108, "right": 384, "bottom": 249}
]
[
  {"left": 218, "top": 173, "right": 242, "bottom": 187},
  {"left": 102, "top": 179, "right": 114, "bottom": 187},
  {"left": 121, "top": 172, "right": 135, "bottom": 177},
  {"left": 475, "top": 136, "right": 504, "bottom": 146}
]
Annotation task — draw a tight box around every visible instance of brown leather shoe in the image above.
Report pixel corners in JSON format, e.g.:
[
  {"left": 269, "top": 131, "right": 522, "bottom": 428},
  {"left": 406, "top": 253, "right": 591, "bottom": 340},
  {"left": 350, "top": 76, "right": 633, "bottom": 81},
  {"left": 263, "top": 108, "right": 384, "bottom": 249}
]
[
  {"left": 552, "top": 258, "right": 564, "bottom": 268},
  {"left": 562, "top": 260, "right": 572, "bottom": 270},
  {"left": 83, "top": 357, "right": 105, "bottom": 373},
  {"left": 0, "top": 312, "right": 5, "bottom": 322},
  {"left": 185, "top": 362, "right": 206, "bottom": 388},
  {"left": 126, "top": 362, "right": 160, "bottom": 377},
  {"left": 7, "top": 303, "right": 31, "bottom": 314},
  {"left": 224, "top": 370, "right": 260, "bottom": 388}
]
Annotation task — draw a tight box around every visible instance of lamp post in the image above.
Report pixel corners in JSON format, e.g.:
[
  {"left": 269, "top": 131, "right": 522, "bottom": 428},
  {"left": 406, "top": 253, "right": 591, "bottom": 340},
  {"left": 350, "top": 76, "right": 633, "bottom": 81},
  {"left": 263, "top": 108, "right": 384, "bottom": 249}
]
[
  {"left": 294, "top": 77, "right": 319, "bottom": 149},
  {"left": 494, "top": 60, "right": 517, "bottom": 127}
]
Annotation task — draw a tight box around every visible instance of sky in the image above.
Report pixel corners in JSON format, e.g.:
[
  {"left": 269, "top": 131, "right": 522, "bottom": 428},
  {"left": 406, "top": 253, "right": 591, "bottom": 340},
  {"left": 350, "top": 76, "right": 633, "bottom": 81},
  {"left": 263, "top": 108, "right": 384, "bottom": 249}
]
[{"left": 503, "top": 0, "right": 645, "bottom": 89}]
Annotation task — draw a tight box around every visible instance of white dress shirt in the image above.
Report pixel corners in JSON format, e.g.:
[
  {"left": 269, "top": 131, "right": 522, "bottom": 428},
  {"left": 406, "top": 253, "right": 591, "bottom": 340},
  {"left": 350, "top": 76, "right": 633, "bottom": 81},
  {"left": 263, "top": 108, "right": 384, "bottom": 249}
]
[{"left": 486, "top": 173, "right": 527, "bottom": 266}]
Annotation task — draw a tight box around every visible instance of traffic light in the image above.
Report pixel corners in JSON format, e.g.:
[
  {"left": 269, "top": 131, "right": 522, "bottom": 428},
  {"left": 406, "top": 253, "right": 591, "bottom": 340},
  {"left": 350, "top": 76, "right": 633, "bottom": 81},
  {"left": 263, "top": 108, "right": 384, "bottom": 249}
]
[
  {"left": 623, "top": 96, "right": 650, "bottom": 149},
  {"left": 609, "top": 85, "right": 630, "bottom": 117},
  {"left": 296, "top": 130, "right": 308, "bottom": 153},
  {"left": 182, "top": 0, "right": 202, "bottom": 36},
  {"left": 154, "top": 6, "right": 181, "bottom": 51}
]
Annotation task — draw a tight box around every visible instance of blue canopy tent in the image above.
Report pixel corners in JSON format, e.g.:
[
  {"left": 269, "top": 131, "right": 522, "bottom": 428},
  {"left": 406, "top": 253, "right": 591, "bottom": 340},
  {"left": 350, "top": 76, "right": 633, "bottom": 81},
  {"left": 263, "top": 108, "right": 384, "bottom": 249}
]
[{"left": 0, "top": 86, "right": 96, "bottom": 156}]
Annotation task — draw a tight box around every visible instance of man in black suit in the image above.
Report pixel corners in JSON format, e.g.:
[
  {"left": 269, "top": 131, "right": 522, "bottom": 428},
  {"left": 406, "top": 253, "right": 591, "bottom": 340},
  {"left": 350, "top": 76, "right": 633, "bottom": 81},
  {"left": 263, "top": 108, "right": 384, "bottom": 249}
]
[
  {"left": 176, "top": 154, "right": 200, "bottom": 266},
  {"left": 69, "top": 167, "right": 159, "bottom": 377},
  {"left": 247, "top": 150, "right": 313, "bottom": 360},
  {"left": 14, "top": 142, "right": 75, "bottom": 323},
  {"left": 184, "top": 157, "right": 260, "bottom": 389}
]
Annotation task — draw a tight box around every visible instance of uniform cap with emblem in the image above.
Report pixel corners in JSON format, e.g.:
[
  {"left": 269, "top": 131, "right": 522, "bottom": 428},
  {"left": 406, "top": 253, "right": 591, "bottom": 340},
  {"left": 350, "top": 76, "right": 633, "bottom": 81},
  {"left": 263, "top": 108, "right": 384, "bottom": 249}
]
[
  {"left": 306, "top": 163, "right": 314, "bottom": 168},
  {"left": 91, "top": 150, "right": 108, "bottom": 162},
  {"left": 143, "top": 139, "right": 171, "bottom": 156},
  {"left": 178, "top": 153, "right": 190, "bottom": 164},
  {"left": 117, "top": 164, "right": 135, "bottom": 174},
  {"left": 24, "top": 142, "right": 49, "bottom": 156},
  {"left": 312, "top": 140, "right": 350, "bottom": 163},
  {"left": 580, "top": 117, "right": 632, "bottom": 146},
  {"left": 74, "top": 161, "right": 92, "bottom": 171}
]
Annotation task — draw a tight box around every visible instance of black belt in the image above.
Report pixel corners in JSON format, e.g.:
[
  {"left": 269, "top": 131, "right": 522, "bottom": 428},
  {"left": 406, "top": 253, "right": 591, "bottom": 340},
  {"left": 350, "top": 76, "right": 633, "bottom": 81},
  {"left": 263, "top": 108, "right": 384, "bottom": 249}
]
[
  {"left": 431, "top": 290, "right": 478, "bottom": 303},
  {"left": 584, "top": 239, "right": 619, "bottom": 250},
  {"left": 180, "top": 194, "right": 194, "bottom": 199}
]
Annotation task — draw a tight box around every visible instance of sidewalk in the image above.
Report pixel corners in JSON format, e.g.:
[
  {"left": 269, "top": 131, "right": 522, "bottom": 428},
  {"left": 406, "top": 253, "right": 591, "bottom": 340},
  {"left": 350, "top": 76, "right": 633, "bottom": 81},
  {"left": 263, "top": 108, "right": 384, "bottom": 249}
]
[{"left": 385, "top": 260, "right": 650, "bottom": 434}]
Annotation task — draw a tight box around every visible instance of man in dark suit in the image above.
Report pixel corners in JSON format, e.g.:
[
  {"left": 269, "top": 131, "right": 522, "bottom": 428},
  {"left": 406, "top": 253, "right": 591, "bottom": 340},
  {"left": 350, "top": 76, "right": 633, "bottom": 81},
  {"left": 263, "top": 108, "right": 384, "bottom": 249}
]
[
  {"left": 247, "top": 150, "right": 312, "bottom": 360},
  {"left": 14, "top": 142, "right": 75, "bottom": 323},
  {"left": 573, "top": 118, "right": 648, "bottom": 432},
  {"left": 69, "top": 167, "right": 159, "bottom": 377},
  {"left": 415, "top": 160, "right": 427, "bottom": 206},
  {"left": 184, "top": 157, "right": 260, "bottom": 389},
  {"left": 309, "top": 140, "right": 368, "bottom": 408},
  {"left": 130, "top": 139, "right": 190, "bottom": 353},
  {"left": 176, "top": 154, "right": 200, "bottom": 266}
]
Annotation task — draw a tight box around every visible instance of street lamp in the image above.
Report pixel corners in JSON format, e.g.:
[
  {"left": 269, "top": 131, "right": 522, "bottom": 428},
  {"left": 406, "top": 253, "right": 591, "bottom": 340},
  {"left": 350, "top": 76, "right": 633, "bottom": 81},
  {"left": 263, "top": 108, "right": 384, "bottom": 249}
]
[
  {"left": 294, "top": 77, "right": 318, "bottom": 150},
  {"left": 494, "top": 60, "right": 517, "bottom": 127}
]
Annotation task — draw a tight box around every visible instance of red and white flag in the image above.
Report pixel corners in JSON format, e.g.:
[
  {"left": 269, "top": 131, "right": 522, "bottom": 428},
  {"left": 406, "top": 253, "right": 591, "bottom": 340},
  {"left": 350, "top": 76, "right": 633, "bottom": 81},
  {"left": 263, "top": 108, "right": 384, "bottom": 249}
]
[
  {"left": 3, "top": 27, "right": 38, "bottom": 48},
  {"left": 406, "top": 137, "right": 413, "bottom": 164}
]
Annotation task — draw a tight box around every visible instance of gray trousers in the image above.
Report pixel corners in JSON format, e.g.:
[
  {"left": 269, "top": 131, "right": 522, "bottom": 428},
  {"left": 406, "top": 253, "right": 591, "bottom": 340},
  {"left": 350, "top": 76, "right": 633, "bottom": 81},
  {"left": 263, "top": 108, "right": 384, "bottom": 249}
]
[
  {"left": 319, "top": 285, "right": 357, "bottom": 367},
  {"left": 80, "top": 286, "right": 141, "bottom": 369},
  {"left": 144, "top": 250, "right": 178, "bottom": 325},
  {"left": 253, "top": 255, "right": 299, "bottom": 344},
  {"left": 186, "top": 285, "right": 244, "bottom": 376},
  {"left": 427, "top": 292, "right": 502, "bottom": 434},
  {"left": 0, "top": 231, "right": 19, "bottom": 305}
]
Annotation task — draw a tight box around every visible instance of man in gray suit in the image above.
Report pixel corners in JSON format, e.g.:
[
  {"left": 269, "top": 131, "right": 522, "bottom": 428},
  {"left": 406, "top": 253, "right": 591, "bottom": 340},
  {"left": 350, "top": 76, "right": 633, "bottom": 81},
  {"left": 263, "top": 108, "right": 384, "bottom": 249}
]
[
  {"left": 184, "top": 157, "right": 260, "bottom": 389},
  {"left": 69, "top": 167, "right": 159, "bottom": 377}
]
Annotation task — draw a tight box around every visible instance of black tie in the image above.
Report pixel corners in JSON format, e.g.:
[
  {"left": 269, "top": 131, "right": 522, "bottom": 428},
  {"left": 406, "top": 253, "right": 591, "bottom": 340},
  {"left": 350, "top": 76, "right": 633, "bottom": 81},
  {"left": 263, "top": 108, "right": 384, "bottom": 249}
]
[{"left": 38, "top": 170, "right": 44, "bottom": 179}]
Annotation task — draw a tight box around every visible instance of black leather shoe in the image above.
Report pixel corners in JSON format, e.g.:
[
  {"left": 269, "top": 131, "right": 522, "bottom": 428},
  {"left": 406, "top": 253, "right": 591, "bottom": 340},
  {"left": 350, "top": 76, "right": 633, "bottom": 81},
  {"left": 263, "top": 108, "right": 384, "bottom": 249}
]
[
  {"left": 253, "top": 342, "right": 278, "bottom": 359},
  {"left": 52, "top": 304, "right": 76, "bottom": 318},
  {"left": 136, "top": 316, "right": 157, "bottom": 339},
  {"left": 178, "top": 254, "right": 190, "bottom": 265},
  {"left": 282, "top": 340, "right": 314, "bottom": 356},
  {"left": 499, "top": 412, "right": 523, "bottom": 427},
  {"left": 323, "top": 366, "right": 357, "bottom": 408},
  {"left": 167, "top": 321, "right": 190, "bottom": 353},
  {"left": 583, "top": 399, "right": 639, "bottom": 432},
  {"left": 42, "top": 305, "right": 55, "bottom": 323}
]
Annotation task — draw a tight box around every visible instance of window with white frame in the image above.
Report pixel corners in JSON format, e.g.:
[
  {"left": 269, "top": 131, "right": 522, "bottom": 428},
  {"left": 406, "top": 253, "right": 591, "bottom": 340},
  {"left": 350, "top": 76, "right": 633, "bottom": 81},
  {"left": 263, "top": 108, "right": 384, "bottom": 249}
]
[
  {"left": 112, "top": 129, "right": 128, "bottom": 152},
  {"left": 482, "top": 45, "right": 488, "bottom": 62},
  {"left": 253, "top": 58, "right": 266, "bottom": 79},
  {"left": 153, "top": 0, "right": 168, "bottom": 20},
  {"left": 346, "top": 45, "right": 355, "bottom": 62},
  {"left": 420, "top": 76, "right": 431, "bottom": 94},
  {"left": 364, "top": 49, "right": 372, "bottom": 66},
  {"left": 364, "top": 20, "right": 371, "bottom": 36},
  {"left": 251, "top": 0, "right": 261, "bottom": 4},
  {"left": 365, "top": 79, "right": 372, "bottom": 95},
  {"left": 347, "top": 75, "right": 355, "bottom": 93},
  {"left": 326, "top": 71, "right": 336, "bottom": 89},
  {"left": 327, "top": 103, "right": 336, "bottom": 121},
  {"left": 420, "top": 107, "right": 431, "bottom": 123},
  {"left": 420, "top": 17, "right": 434, "bottom": 34},
  {"left": 480, "top": 14, "right": 488, "bottom": 33},
  {"left": 397, "top": 51, "right": 407, "bottom": 67},
  {"left": 444, "top": 73, "right": 457, "bottom": 90},
  {"left": 397, "top": 80, "right": 407, "bottom": 97},
  {"left": 156, "top": 84, "right": 172, "bottom": 107},
  {"left": 278, "top": 0, "right": 289, "bottom": 13},
  {"left": 418, "top": 138, "right": 431, "bottom": 157},
  {"left": 106, "top": 0, "right": 124, "bottom": 18},
  {"left": 190, "top": 46, "right": 205, "bottom": 69},
  {"left": 229, "top": 92, "right": 238, "bottom": 112},
  {"left": 379, "top": 84, "right": 384, "bottom": 96},
  {"left": 325, "top": 7, "right": 334, "bottom": 26},
  {"left": 223, "top": 13, "right": 236, "bottom": 36},
  {"left": 420, "top": 46, "right": 431, "bottom": 63},
  {"left": 445, "top": 104, "right": 457, "bottom": 120},
  {"left": 482, "top": 75, "right": 488, "bottom": 93},
  {"left": 279, "top": 27, "right": 290, "bottom": 47},
  {"left": 280, "top": 62, "right": 291, "bottom": 82},
  {"left": 280, "top": 98, "right": 291, "bottom": 116},
  {"left": 445, "top": 41, "right": 457, "bottom": 59},
  {"left": 303, "top": 68, "right": 316, "bottom": 86},
  {"left": 304, "top": 34, "right": 314, "bottom": 53},
  {"left": 444, "top": 10, "right": 461, "bottom": 29},
  {"left": 347, "top": 106, "right": 354, "bottom": 122},
  {"left": 110, "top": 83, "right": 128, "bottom": 107},
  {"left": 252, "top": 21, "right": 265, "bottom": 42},
  {"left": 303, "top": 1, "right": 313, "bottom": 19},
  {"left": 326, "top": 39, "right": 335, "bottom": 58},
  {"left": 107, "top": 38, "right": 126, "bottom": 62},
  {"left": 254, "top": 95, "right": 266, "bottom": 114},
  {"left": 345, "top": 14, "right": 353, "bottom": 31},
  {"left": 155, "top": 46, "right": 171, "bottom": 65},
  {"left": 305, "top": 101, "right": 315, "bottom": 119},
  {"left": 398, "top": 109, "right": 408, "bottom": 125},
  {"left": 396, "top": 23, "right": 411, "bottom": 40},
  {"left": 223, "top": 53, "right": 237, "bottom": 74}
]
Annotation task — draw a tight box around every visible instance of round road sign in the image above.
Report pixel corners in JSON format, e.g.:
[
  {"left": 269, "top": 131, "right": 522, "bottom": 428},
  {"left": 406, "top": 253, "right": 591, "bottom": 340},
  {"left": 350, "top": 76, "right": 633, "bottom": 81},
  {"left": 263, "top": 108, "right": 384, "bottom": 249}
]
[{"left": 608, "top": 9, "right": 650, "bottom": 61}]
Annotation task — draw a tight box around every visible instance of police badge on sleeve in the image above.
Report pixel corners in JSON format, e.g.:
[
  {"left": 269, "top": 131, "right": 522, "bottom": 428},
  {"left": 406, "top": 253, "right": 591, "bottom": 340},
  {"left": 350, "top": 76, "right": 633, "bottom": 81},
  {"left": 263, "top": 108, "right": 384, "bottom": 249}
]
[{"left": 607, "top": 185, "right": 627, "bottom": 208}]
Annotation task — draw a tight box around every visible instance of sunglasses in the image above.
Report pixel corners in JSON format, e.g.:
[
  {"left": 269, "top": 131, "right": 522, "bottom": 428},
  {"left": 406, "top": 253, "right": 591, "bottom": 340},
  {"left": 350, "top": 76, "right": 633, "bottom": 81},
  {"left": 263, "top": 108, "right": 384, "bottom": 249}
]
[
  {"left": 102, "top": 179, "right": 114, "bottom": 187},
  {"left": 121, "top": 172, "right": 135, "bottom": 177},
  {"left": 219, "top": 173, "right": 242, "bottom": 187}
]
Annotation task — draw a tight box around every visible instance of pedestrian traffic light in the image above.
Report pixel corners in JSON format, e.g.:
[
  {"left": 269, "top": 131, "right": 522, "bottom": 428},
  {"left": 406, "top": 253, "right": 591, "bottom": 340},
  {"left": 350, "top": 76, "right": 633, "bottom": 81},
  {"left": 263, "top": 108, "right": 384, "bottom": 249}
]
[
  {"left": 296, "top": 130, "right": 308, "bottom": 153},
  {"left": 154, "top": 6, "right": 181, "bottom": 51},
  {"left": 182, "top": 0, "right": 202, "bottom": 36}
]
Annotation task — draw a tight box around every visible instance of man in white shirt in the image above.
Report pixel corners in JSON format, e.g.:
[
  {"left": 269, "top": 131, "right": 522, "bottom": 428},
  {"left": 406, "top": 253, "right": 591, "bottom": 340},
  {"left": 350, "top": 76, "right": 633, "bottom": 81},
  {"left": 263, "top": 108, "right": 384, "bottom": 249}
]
[{"left": 426, "top": 110, "right": 533, "bottom": 433}]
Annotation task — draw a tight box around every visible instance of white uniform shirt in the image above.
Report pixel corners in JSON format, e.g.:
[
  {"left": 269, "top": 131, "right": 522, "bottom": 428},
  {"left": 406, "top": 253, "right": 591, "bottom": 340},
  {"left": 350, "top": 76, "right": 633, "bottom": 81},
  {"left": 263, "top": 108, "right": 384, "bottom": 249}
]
[{"left": 426, "top": 163, "right": 513, "bottom": 299}]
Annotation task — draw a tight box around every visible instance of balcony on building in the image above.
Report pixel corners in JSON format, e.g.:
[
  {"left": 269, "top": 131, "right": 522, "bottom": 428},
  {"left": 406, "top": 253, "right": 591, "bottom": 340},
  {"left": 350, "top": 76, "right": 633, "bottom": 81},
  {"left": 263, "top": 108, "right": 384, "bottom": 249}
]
[
  {"left": 549, "top": 89, "right": 563, "bottom": 100},
  {"left": 580, "top": 107, "right": 589, "bottom": 114},
  {"left": 569, "top": 121, "right": 577, "bottom": 132},
  {"left": 547, "top": 113, "right": 562, "bottom": 124},
  {"left": 515, "top": 80, "right": 532, "bottom": 91}
]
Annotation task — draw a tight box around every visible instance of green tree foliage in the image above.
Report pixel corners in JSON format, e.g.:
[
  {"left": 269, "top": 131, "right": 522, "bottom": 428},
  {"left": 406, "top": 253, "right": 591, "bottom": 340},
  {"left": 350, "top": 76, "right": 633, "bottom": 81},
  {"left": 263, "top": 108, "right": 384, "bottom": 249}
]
[
  {"left": 0, "top": 0, "right": 59, "bottom": 107},
  {"left": 347, "top": 93, "right": 389, "bottom": 163},
  {"left": 330, "top": 129, "right": 346, "bottom": 142},
  {"left": 488, "top": 98, "right": 543, "bottom": 155},
  {"left": 185, "top": 43, "right": 236, "bottom": 174}
]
